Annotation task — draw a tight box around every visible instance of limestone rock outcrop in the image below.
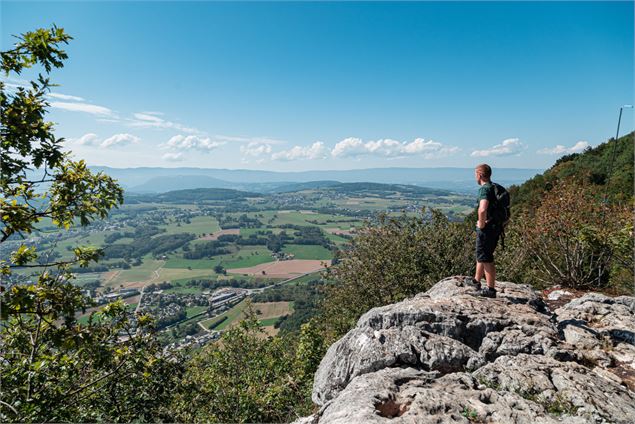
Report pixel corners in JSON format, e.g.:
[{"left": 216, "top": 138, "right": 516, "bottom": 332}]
[{"left": 296, "top": 277, "right": 635, "bottom": 423}]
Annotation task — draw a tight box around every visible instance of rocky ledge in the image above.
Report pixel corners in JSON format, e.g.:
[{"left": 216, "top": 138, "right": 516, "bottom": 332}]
[{"left": 295, "top": 277, "right": 635, "bottom": 423}]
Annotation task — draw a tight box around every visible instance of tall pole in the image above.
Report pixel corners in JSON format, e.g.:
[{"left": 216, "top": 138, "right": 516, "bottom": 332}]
[{"left": 604, "top": 105, "right": 633, "bottom": 204}]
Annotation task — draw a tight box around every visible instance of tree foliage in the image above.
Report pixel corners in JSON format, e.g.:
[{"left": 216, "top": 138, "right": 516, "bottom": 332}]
[
  {"left": 0, "top": 26, "right": 182, "bottom": 422},
  {"left": 508, "top": 132, "right": 634, "bottom": 214},
  {"left": 497, "top": 180, "right": 633, "bottom": 291},
  {"left": 171, "top": 302, "right": 324, "bottom": 423},
  {"left": 319, "top": 209, "right": 474, "bottom": 340}
]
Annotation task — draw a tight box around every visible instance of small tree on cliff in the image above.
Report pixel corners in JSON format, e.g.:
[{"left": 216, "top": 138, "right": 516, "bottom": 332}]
[{"left": 0, "top": 26, "right": 183, "bottom": 421}]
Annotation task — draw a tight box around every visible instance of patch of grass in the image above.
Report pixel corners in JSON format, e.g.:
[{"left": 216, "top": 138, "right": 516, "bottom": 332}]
[
  {"left": 164, "top": 284, "right": 205, "bottom": 294},
  {"left": 106, "top": 259, "right": 164, "bottom": 287},
  {"left": 461, "top": 406, "right": 481, "bottom": 422},
  {"left": 223, "top": 247, "right": 274, "bottom": 268},
  {"left": 323, "top": 232, "right": 351, "bottom": 245},
  {"left": 476, "top": 376, "right": 501, "bottom": 391},
  {"left": 281, "top": 244, "right": 332, "bottom": 260},
  {"left": 201, "top": 299, "right": 248, "bottom": 330},
  {"left": 164, "top": 258, "right": 221, "bottom": 269},
  {"left": 159, "top": 215, "right": 220, "bottom": 236},
  {"left": 514, "top": 389, "right": 579, "bottom": 417},
  {"left": 283, "top": 271, "right": 323, "bottom": 286},
  {"left": 186, "top": 306, "right": 208, "bottom": 319},
  {"left": 258, "top": 317, "right": 281, "bottom": 326},
  {"left": 252, "top": 301, "right": 293, "bottom": 319},
  {"left": 543, "top": 394, "right": 579, "bottom": 416}
]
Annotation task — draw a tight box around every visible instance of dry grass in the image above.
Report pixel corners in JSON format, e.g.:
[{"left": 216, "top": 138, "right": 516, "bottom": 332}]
[{"left": 227, "top": 259, "right": 330, "bottom": 278}]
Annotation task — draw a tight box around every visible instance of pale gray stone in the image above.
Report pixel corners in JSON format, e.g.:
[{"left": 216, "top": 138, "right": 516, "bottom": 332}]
[{"left": 299, "top": 277, "right": 635, "bottom": 424}]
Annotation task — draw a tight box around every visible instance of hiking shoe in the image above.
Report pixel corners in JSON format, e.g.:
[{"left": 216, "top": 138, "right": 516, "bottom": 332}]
[
  {"left": 469, "top": 278, "right": 482, "bottom": 290},
  {"left": 479, "top": 287, "right": 497, "bottom": 298}
]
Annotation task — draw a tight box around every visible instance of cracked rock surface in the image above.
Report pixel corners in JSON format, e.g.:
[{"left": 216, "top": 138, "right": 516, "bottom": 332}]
[{"left": 295, "top": 277, "right": 635, "bottom": 423}]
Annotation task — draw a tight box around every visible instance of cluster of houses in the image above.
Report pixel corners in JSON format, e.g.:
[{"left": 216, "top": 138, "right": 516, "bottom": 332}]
[
  {"left": 272, "top": 251, "right": 295, "bottom": 261},
  {"left": 164, "top": 330, "right": 220, "bottom": 352},
  {"left": 93, "top": 288, "right": 140, "bottom": 305}
]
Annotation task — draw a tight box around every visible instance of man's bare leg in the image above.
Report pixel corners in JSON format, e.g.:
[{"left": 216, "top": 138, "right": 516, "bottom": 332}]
[
  {"left": 474, "top": 262, "right": 485, "bottom": 283},
  {"left": 483, "top": 262, "right": 496, "bottom": 289}
]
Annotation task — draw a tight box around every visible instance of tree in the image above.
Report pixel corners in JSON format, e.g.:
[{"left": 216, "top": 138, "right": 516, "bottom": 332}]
[
  {"left": 0, "top": 26, "right": 183, "bottom": 422},
  {"left": 498, "top": 179, "right": 633, "bottom": 291},
  {"left": 319, "top": 209, "right": 474, "bottom": 341},
  {"left": 171, "top": 302, "right": 321, "bottom": 423}
]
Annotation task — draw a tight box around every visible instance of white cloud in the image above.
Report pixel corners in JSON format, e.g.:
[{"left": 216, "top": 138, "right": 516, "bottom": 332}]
[
  {"left": 331, "top": 137, "right": 366, "bottom": 158},
  {"left": 100, "top": 133, "right": 141, "bottom": 148},
  {"left": 73, "top": 133, "right": 100, "bottom": 146},
  {"left": 241, "top": 142, "right": 273, "bottom": 157},
  {"left": 470, "top": 138, "right": 526, "bottom": 157},
  {"left": 128, "top": 112, "right": 198, "bottom": 134},
  {"left": 161, "top": 135, "right": 224, "bottom": 152},
  {"left": 272, "top": 142, "right": 328, "bottom": 161},
  {"left": 51, "top": 101, "right": 114, "bottom": 117},
  {"left": 133, "top": 112, "right": 164, "bottom": 123},
  {"left": 162, "top": 152, "right": 185, "bottom": 162},
  {"left": 214, "top": 135, "right": 286, "bottom": 145},
  {"left": 331, "top": 137, "right": 459, "bottom": 159},
  {"left": 537, "top": 141, "right": 589, "bottom": 155},
  {"left": 48, "top": 92, "right": 85, "bottom": 101}
]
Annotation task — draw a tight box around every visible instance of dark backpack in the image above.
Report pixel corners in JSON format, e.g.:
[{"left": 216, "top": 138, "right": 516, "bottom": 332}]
[
  {"left": 490, "top": 182, "right": 511, "bottom": 248},
  {"left": 490, "top": 182, "right": 511, "bottom": 227}
]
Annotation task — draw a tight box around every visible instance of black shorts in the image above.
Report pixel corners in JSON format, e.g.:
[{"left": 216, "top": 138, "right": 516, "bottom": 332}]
[{"left": 476, "top": 225, "right": 501, "bottom": 263}]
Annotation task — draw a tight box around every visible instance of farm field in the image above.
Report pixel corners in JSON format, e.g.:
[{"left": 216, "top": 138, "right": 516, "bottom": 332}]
[
  {"left": 105, "top": 259, "right": 165, "bottom": 288},
  {"left": 201, "top": 299, "right": 249, "bottom": 330},
  {"left": 201, "top": 300, "right": 292, "bottom": 335},
  {"left": 227, "top": 259, "right": 330, "bottom": 279},
  {"left": 186, "top": 306, "right": 208, "bottom": 319},
  {"left": 282, "top": 244, "right": 332, "bottom": 260},
  {"left": 164, "top": 246, "right": 274, "bottom": 270},
  {"left": 252, "top": 301, "right": 293, "bottom": 320},
  {"left": 158, "top": 215, "right": 220, "bottom": 236}
]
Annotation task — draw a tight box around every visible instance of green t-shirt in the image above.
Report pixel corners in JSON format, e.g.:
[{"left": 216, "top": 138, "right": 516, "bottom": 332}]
[{"left": 477, "top": 182, "right": 497, "bottom": 222}]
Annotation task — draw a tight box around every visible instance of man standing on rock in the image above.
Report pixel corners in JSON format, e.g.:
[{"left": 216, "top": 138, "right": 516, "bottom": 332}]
[{"left": 473, "top": 163, "right": 502, "bottom": 298}]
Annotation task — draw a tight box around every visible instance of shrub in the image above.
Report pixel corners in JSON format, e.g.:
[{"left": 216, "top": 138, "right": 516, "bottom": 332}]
[
  {"left": 499, "top": 180, "right": 632, "bottom": 291},
  {"left": 319, "top": 209, "right": 474, "bottom": 340}
]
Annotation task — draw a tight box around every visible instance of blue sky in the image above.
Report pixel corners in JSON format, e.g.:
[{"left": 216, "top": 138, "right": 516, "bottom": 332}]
[{"left": 2, "top": 1, "right": 633, "bottom": 170}]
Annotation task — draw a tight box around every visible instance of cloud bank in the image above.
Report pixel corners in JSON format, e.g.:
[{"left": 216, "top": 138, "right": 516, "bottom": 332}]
[
  {"left": 471, "top": 138, "right": 526, "bottom": 157},
  {"left": 537, "top": 141, "right": 589, "bottom": 155}
]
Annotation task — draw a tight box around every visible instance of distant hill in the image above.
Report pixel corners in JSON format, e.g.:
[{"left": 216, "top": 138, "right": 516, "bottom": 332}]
[
  {"left": 128, "top": 175, "right": 237, "bottom": 193},
  {"left": 125, "top": 187, "right": 260, "bottom": 204},
  {"left": 268, "top": 181, "right": 342, "bottom": 193},
  {"left": 317, "top": 182, "right": 453, "bottom": 197},
  {"left": 85, "top": 166, "right": 542, "bottom": 194},
  {"left": 510, "top": 132, "right": 634, "bottom": 212},
  {"left": 124, "top": 181, "right": 458, "bottom": 204}
]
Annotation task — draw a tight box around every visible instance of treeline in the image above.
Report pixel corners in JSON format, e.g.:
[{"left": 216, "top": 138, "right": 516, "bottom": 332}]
[
  {"left": 131, "top": 188, "right": 260, "bottom": 203},
  {"left": 184, "top": 278, "right": 270, "bottom": 290},
  {"left": 279, "top": 224, "right": 332, "bottom": 248},
  {"left": 183, "top": 240, "right": 231, "bottom": 259},
  {"left": 218, "top": 213, "right": 263, "bottom": 229},
  {"left": 324, "top": 182, "right": 451, "bottom": 197},
  {"left": 70, "top": 259, "right": 136, "bottom": 273},
  {"left": 103, "top": 233, "right": 195, "bottom": 259}
]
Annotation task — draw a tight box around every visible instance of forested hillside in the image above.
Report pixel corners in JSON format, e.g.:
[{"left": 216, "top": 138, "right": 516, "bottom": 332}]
[{"left": 509, "top": 132, "right": 634, "bottom": 211}]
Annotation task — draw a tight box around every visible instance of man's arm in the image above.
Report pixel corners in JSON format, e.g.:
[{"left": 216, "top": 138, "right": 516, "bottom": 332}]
[{"left": 477, "top": 199, "right": 488, "bottom": 229}]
